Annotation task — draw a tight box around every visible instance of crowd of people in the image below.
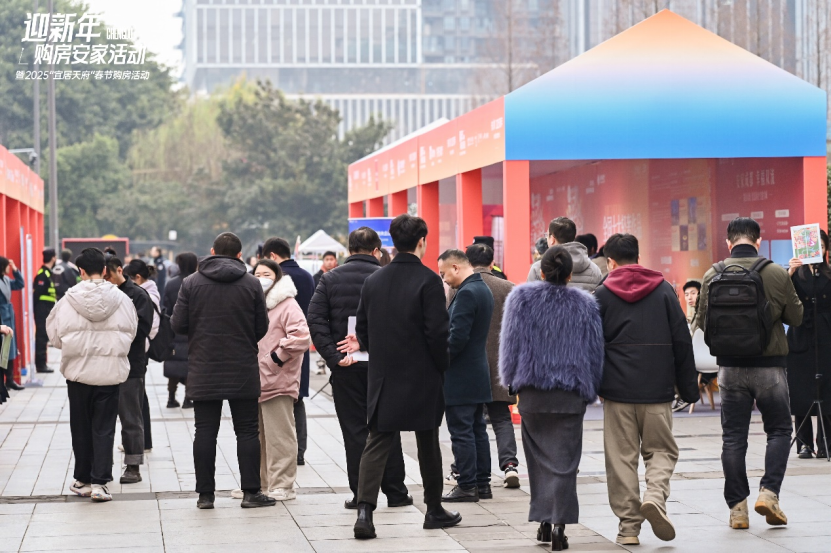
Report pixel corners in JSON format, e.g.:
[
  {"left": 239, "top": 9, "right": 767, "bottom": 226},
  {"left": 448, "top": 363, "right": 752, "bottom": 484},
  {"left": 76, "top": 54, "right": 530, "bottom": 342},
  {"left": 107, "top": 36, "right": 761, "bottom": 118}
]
[{"left": 0, "top": 211, "right": 827, "bottom": 550}]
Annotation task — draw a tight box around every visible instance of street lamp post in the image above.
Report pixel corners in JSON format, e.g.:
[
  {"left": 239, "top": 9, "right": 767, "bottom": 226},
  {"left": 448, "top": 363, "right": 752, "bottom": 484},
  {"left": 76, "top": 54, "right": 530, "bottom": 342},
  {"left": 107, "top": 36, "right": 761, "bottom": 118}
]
[{"left": 47, "top": 0, "right": 58, "bottom": 251}]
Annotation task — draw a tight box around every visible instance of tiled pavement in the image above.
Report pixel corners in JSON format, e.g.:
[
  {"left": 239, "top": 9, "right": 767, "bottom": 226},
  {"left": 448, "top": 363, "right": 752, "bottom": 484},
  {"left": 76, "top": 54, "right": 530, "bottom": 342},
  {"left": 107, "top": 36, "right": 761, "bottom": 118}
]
[{"left": 0, "top": 349, "right": 828, "bottom": 552}]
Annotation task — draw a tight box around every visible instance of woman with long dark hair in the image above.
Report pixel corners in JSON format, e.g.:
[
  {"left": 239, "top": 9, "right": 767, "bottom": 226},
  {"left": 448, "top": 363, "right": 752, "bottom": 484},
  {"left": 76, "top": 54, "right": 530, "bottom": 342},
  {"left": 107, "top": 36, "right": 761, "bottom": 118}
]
[
  {"left": 163, "top": 253, "right": 198, "bottom": 408},
  {"left": 0, "top": 257, "right": 26, "bottom": 392},
  {"left": 499, "top": 246, "right": 604, "bottom": 551},
  {"left": 787, "top": 229, "right": 831, "bottom": 459}
]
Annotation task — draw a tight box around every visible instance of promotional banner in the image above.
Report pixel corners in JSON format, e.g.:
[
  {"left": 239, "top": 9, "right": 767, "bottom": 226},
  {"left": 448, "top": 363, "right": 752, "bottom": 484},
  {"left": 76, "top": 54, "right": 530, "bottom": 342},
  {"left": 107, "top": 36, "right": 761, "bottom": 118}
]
[{"left": 348, "top": 218, "right": 395, "bottom": 249}]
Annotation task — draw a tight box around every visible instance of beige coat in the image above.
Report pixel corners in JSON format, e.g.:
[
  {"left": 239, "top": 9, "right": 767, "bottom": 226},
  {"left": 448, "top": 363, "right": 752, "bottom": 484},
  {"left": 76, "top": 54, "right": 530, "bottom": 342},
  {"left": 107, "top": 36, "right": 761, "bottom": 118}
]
[{"left": 46, "top": 279, "right": 138, "bottom": 386}]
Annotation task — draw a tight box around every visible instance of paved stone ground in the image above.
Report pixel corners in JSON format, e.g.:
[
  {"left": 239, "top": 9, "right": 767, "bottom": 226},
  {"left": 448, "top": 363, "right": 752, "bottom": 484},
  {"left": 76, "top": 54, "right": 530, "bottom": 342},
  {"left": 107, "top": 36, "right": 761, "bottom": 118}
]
[{"left": 0, "top": 349, "right": 828, "bottom": 552}]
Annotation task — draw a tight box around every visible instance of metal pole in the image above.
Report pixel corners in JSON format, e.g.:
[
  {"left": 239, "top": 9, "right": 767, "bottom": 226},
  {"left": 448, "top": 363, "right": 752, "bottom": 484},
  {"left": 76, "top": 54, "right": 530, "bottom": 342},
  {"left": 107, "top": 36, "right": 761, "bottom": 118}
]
[
  {"left": 33, "top": 0, "right": 41, "bottom": 176},
  {"left": 47, "top": 0, "right": 58, "bottom": 250}
]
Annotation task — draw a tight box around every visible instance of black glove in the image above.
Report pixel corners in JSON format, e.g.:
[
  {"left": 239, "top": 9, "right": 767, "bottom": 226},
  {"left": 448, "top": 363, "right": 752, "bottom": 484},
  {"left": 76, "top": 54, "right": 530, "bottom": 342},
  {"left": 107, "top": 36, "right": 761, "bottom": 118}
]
[{"left": 270, "top": 351, "right": 284, "bottom": 367}]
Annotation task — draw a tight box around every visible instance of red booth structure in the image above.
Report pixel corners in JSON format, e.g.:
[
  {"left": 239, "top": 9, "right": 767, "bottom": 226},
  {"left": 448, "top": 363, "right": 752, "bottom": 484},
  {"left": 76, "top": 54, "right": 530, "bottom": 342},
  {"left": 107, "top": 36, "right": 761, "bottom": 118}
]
[
  {"left": 347, "top": 10, "right": 828, "bottom": 289},
  {"left": 0, "top": 145, "right": 46, "bottom": 383}
]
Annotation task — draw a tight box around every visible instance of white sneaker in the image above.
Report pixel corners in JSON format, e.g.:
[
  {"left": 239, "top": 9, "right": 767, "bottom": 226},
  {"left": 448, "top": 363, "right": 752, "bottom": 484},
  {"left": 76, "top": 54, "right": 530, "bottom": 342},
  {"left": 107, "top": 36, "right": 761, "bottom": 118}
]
[
  {"left": 91, "top": 484, "right": 112, "bottom": 502},
  {"left": 268, "top": 488, "right": 296, "bottom": 501},
  {"left": 69, "top": 481, "right": 92, "bottom": 497},
  {"left": 444, "top": 471, "right": 458, "bottom": 486},
  {"left": 503, "top": 466, "right": 520, "bottom": 488},
  {"left": 230, "top": 488, "right": 244, "bottom": 499}
]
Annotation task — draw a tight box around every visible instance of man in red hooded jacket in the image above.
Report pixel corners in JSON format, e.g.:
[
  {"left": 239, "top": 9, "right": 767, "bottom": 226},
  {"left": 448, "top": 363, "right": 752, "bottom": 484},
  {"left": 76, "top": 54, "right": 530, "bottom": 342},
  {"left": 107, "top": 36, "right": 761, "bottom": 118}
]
[{"left": 594, "top": 233, "right": 699, "bottom": 547}]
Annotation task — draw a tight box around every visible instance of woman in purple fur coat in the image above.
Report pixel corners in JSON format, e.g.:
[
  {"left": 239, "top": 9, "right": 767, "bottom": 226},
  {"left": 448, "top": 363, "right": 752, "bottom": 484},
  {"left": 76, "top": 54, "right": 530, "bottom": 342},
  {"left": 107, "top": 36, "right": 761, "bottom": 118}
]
[{"left": 499, "top": 246, "right": 604, "bottom": 551}]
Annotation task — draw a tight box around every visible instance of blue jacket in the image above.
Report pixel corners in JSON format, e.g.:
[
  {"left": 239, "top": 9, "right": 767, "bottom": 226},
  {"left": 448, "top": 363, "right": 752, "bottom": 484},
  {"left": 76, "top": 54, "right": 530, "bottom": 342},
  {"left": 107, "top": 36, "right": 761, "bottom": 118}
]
[
  {"left": 499, "top": 281, "right": 604, "bottom": 403},
  {"left": 279, "top": 259, "right": 315, "bottom": 397},
  {"left": 0, "top": 271, "right": 25, "bottom": 360},
  {"left": 445, "top": 273, "right": 494, "bottom": 406}
]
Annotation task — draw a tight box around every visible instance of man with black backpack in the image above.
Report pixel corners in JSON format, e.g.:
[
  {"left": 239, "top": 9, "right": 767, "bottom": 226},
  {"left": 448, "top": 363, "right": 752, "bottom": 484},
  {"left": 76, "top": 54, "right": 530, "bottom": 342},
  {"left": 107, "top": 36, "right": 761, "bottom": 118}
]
[{"left": 699, "top": 217, "right": 803, "bottom": 530}]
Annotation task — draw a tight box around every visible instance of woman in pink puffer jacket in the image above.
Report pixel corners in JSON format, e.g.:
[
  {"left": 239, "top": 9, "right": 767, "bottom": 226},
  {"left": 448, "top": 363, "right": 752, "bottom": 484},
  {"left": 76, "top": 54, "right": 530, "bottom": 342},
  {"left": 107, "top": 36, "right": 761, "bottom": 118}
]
[{"left": 240, "top": 259, "right": 310, "bottom": 501}]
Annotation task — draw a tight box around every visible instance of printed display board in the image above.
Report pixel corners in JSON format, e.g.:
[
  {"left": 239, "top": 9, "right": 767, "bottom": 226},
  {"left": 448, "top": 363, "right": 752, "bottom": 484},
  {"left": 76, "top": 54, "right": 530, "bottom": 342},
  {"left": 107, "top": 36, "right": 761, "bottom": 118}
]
[{"left": 348, "top": 218, "right": 394, "bottom": 249}]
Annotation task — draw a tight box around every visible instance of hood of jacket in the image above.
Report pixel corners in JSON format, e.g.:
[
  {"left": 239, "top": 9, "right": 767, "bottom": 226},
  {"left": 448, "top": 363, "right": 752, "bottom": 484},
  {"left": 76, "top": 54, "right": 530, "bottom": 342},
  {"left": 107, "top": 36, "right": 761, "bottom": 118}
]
[
  {"left": 139, "top": 279, "right": 160, "bottom": 305},
  {"left": 198, "top": 255, "right": 247, "bottom": 283},
  {"left": 603, "top": 265, "right": 665, "bottom": 303},
  {"left": 64, "top": 280, "right": 124, "bottom": 322},
  {"left": 266, "top": 275, "right": 298, "bottom": 310},
  {"left": 562, "top": 242, "right": 593, "bottom": 274}
]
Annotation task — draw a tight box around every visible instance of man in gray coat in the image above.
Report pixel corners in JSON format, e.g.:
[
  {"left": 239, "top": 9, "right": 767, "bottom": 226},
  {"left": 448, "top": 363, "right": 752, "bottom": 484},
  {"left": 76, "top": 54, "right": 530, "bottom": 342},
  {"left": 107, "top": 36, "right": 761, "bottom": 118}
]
[
  {"left": 438, "top": 249, "right": 494, "bottom": 503},
  {"left": 466, "top": 244, "right": 520, "bottom": 488},
  {"left": 527, "top": 217, "right": 602, "bottom": 292}
]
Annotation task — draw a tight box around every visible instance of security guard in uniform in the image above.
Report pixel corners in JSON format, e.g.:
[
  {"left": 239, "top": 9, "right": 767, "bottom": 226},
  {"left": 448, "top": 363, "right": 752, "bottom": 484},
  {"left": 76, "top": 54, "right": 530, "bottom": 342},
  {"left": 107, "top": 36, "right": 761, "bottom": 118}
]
[{"left": 33, "top": 248, "right": 57, "bottom": 373}]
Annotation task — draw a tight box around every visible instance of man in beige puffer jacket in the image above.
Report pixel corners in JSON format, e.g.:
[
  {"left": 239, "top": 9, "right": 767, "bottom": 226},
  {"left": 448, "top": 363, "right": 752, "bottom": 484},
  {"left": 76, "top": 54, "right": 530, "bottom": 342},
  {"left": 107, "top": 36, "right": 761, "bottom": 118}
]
[{"left": 46, "top": 248, "right": 137, "bottom": 503}]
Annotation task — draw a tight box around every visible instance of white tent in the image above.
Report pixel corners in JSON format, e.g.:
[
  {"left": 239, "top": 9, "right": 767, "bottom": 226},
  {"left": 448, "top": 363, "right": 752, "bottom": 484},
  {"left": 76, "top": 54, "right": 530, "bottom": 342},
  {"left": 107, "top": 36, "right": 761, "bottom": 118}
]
[{"left": 297, "top": 230, "right": 347, "bottom": 256}]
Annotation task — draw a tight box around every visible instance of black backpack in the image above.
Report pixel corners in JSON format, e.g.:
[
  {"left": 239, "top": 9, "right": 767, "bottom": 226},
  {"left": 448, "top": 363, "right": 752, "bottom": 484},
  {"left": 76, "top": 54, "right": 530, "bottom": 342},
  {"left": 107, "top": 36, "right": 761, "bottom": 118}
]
[
  {"left": 147, "top": 301, "right": 175, "bottom": 362},
  {"left": 704, "top": 258, "right": 773, "bottom": 357}
]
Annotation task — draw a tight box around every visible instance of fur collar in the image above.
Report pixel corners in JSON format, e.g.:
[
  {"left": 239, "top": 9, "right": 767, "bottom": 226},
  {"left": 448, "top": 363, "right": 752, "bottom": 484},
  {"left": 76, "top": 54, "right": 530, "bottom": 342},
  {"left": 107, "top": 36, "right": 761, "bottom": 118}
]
[{"left": 266, "top": 275, "right": 297, "bottom": 309}]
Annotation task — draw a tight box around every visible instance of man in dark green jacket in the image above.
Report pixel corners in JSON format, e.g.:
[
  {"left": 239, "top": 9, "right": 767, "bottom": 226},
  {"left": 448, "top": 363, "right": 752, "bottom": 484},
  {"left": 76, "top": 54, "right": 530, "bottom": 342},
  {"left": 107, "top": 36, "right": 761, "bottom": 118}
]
[
  {"left": 699, "top": 217, "right": 803, "bottom": 530},
  {"left": 438, "top": 249, "right": 494, "bottom": 503}
]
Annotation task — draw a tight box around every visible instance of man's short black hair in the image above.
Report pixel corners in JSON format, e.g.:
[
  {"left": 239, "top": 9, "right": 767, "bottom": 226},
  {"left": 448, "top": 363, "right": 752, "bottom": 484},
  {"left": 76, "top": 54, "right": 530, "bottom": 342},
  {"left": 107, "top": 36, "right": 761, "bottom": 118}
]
[
  {"left": 437, "top": 249, "right": 469, "bottom": 265},
  {"left": 604, "top": 233, "right": 639, "bottom": 265},
  {"left": 262, "top": 237, "right": 292, "bottom": 260},
  {"left": 548, "top": 217, "right": 577, "bottom": 244},
  {"left": 213, "top": 232, "right": 242, "bottom": 257},
  {"left": 76, "top": 248, "right": 106, "bottom": 276},
  {"left": 389, "top": 214, "right": 428, "bottom": 253},
  {"left": 348, "top": 227, "right": 382, "bottom": 254},
  {"left": 465, "top": 244, "right": 494, "bottom": 268},
  {"left": 322, "top": 251, "right": 337, "bottom": 260},
  {"left": 576, "top": 233, "right": 598, "bottom": 255},
  {"left": 60, "top": 248, "right": 72, "bottom": 263},
  {"left": 726, "top": 217, "right": 761, "bottom": 245},
  {"left": 105, "top": 255, "right": 123, "bottom": 276},
  {"left": 683, "top": 280, "right": 702, "bottom": 292},
  {"left": 43, "top": 248, "right": 56, "bottom": 264}
]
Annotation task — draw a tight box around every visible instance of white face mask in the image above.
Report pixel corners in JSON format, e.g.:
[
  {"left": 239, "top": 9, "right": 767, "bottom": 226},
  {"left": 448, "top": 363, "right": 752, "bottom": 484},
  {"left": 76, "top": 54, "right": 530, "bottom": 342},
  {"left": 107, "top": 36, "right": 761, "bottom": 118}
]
[{"left": 258, "top": 277, "right": 274, "bottom": 292}]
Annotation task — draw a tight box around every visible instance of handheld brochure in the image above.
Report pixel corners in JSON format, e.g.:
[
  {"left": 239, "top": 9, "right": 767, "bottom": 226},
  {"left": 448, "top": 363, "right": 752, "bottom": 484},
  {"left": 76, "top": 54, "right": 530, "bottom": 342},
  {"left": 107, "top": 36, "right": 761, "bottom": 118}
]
[
  {"left": 790, "top": 223, "right": 823, "bottom": 265},
  {"left": 346, "top": 316, "right": 369, "bottom": 362}
]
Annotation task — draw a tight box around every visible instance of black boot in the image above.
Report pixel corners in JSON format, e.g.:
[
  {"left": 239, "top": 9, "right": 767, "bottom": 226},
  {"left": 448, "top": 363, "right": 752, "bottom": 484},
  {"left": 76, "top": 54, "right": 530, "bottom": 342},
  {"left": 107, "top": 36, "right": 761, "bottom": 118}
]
[
  {"left": 344, "top": 497, "right": 358, "bottom": 509},
  {"left": 241, "top": 490, "right": 277, "bottom": 508},
  {"left": 182, "top": 398, "right": 194, "bottom": 409},
  {"left": 167, "top": 389, "right": 180, "bottom": 408},
  {"left": 551, "top": 524, "right": 568, "bottom": 551},
  {"left": 120, "top": 465, "right": 142, "bottom": 484},
  {"left": 6, "top": 379, "right": 24, "bottom": 391},
  {"left": 354, "top": 503, "right": 376, "bottom": 539},
  {"left": 478, "top": 484, "right": 493, "bottom": 499},
  {"left": 798, "top": 445, "right": 813, "bottom": 459},
  {"left": 387, "top": 494, "right": 414, "bottom": 508},
  {"left": 196, "top": 492, "right": 215, "bottom": 509},
  {"left": 537, "top": 522, "right": 552, "bottom": 542},
  {"left": 423, "top": 506, "right": 462, "bottom": 529},
  {"left": 442, "top": 485, "right": 479, "bottom": 502}
]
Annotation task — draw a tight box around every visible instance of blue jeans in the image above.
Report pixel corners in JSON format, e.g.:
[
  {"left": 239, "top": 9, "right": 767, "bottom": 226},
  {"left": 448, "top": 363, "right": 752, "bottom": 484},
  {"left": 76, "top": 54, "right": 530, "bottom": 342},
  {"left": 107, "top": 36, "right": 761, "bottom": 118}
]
[
  {"left": 445, "top": 403, "right": 491, "bottom": 489},
  {"left": 719, "top": 366, "right": 792, "bottom": 508}
]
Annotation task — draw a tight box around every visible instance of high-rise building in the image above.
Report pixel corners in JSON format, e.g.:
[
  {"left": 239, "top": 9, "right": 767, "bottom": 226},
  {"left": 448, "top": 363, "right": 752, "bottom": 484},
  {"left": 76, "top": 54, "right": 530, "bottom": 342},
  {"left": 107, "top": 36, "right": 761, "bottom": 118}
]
[{"left": 181, "top": 0, "right": 828, "bottom": 142}]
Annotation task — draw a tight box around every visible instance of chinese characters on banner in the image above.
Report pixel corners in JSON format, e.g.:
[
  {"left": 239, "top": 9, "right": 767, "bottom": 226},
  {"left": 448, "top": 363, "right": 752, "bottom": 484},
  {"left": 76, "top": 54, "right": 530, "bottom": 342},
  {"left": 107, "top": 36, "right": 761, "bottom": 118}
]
[{"left": 18, "top": 12, "right": 148, "bottom": 80}]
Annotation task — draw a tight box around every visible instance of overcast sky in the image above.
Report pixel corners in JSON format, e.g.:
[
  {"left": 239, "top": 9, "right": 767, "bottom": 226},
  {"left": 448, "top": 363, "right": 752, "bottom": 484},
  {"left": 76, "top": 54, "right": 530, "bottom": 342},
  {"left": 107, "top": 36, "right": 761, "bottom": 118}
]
[{"left": 83, "top": 0, "right": 183, "bottom": 77}]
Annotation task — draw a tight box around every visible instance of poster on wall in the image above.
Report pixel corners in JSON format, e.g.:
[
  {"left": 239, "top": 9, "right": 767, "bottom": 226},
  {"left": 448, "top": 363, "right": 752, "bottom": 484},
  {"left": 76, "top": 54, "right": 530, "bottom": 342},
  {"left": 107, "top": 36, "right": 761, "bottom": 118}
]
[
  {"left": 790, "top": 224, "right": 823, "bottom": 264},
  {"left": 348, "top": 218, "right": 394, "bottom": 248}
]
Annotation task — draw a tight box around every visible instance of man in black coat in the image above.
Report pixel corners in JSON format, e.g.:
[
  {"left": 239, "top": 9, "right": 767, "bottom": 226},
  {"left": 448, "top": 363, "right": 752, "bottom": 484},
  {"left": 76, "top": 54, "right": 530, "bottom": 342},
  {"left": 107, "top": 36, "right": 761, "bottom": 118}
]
[
  {"left": 438, "top": 249, "right": 494, "bottom": 503},
  {"left": 308, "top": 227, "right": 411, "bottom": 510},
  {"left": 262, "top": 236, "right": 315, "bottom": 465},
  {"left": 104, "top": 256, "right": 153, "bottom": 485},
  {"left": 170, "top": 232, "right": 275, "bottom": 510},
  {"left": 339, "top": 214, "right": 461, "bottom": 539},
  {"left": 594, "top": 233, "right": 698, "bottom": 546}
]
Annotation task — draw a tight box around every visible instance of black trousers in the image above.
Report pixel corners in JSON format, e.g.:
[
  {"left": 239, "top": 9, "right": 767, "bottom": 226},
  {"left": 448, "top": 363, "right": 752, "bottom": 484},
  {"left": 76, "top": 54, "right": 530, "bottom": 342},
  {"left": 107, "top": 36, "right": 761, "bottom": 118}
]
[
  {"left": 331, "top": 368, "right": 408, "bottom": 501},
  {"left": 358, "top": 425, "right": 443, "bottom": 511},
  {"left": 67, "top": 380, "right": 120, "bottom": 485},
  {"left": 34, "top": 302, "right": 52, "bottom": 370},
  {"left": 294, "top": 397, "right": 307, "bottom": 459},
  {"left": 193, "top": 399, "right": 261, "bottom": 494},
  {"left": 142, "top": 387, "right": 152, "bottom": 449}
]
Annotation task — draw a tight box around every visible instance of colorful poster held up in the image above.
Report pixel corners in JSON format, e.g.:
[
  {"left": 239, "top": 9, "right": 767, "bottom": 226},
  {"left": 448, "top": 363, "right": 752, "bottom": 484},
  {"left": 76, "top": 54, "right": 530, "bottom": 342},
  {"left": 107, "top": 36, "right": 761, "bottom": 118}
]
[{"left": 790, "top": 223, "right": 823, "bottom": 265}]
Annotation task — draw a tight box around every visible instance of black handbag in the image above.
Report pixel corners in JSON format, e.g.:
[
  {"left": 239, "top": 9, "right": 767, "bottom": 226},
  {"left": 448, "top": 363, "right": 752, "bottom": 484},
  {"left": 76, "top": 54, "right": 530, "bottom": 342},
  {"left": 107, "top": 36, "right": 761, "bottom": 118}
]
[{"left": 147, "top": 302, "right": 175, "bottom": 362}]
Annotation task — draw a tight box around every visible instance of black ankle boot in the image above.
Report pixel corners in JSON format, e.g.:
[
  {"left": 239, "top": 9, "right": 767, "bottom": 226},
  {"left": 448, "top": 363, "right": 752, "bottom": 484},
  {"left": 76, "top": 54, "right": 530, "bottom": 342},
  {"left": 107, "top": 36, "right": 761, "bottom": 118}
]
[
  {"left": 552, "top": 524, "right": 568, "bottom": 551},
  {"left": 167, "top": 391, "right": 180, "bottom": 408},
  {"left": 120, "top": 465, "right": 142, "bottom": 484},
  {"left": 354, "top": 503, "right": 376, "bottom": 539},
  {"left": 196, "top": 492, "right": 214, "bottom": 509},
  {"left": 537, "top": 522, "right": 552, "bottom": 542}
]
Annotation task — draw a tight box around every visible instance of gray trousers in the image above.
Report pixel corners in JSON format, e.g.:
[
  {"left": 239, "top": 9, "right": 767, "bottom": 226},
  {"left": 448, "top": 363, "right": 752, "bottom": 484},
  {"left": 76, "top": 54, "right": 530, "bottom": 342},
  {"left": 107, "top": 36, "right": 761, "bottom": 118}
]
[
  {"left": 118, "top": 377, "right": 145, "bottom": 465},
  {"left": 487, "top": 401, "right": 520, "bottom": 470}
]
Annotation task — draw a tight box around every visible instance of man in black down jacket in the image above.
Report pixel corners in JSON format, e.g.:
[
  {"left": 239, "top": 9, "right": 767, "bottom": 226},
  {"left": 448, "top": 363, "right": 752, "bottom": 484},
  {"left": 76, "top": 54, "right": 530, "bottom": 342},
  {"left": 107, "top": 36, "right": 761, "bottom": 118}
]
[
  {"left": 339, "top": 215, "right": 461, "bottom": 540},
  {"left": 308, "top": 227, "right": 410, "bottom": 510},
  {"left": 104, "top": 256, "right": 153, "bottom": 486},
  {"left": 170, "top": 233, "right": 275, "bottom": 510},
  {"left": 594, "top": 234, "right": 698, "bottom": 547},
  {"left": 261, "top": 236, "right": 315, "bottom": 465}
]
